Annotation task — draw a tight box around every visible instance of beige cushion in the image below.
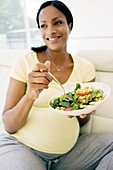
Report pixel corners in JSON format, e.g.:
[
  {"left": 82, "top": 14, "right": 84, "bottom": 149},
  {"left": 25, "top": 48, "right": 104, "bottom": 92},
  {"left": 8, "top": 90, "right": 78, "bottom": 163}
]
[{"left": 77, "top": 49, "right": 113, "bottom": 72}]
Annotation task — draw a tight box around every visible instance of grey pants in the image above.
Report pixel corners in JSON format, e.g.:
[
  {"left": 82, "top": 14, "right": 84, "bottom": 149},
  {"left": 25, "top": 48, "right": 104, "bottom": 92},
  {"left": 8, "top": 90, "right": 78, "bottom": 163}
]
[{"left": 0, "top": 133, "right": 113, "bottom": 170}]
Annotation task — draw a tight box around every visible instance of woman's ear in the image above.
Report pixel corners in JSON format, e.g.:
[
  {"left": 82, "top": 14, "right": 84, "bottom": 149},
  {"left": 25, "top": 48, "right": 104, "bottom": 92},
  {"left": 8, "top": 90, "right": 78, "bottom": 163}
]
[{"left": 69, "top": 23, "right": 72, "bottom": 32}]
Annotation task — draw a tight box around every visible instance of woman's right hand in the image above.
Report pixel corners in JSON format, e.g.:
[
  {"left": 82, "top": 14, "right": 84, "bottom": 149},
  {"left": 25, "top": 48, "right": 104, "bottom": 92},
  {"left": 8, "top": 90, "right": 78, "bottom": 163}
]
[{"left": 27, "top": 61, "right": 52, "bottom": 100}]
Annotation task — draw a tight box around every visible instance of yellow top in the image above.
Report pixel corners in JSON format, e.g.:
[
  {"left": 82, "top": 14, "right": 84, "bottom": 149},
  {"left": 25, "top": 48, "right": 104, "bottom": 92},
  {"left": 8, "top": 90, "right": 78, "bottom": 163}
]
[{"left": 10, "top": 51, "right": 95, "bottom": 154}]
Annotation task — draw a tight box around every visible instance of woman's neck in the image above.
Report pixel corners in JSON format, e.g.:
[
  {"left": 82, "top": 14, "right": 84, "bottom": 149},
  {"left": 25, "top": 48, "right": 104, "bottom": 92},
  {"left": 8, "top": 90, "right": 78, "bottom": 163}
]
[{"left": 45, "top": 49, "right": 69, "bottom": 65}]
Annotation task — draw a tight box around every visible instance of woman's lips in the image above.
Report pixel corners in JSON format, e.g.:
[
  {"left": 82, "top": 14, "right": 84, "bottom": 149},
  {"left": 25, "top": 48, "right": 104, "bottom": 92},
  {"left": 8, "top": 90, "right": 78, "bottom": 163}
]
[{"left": 46, "top": 36, "right": 61, "bottom": 41}]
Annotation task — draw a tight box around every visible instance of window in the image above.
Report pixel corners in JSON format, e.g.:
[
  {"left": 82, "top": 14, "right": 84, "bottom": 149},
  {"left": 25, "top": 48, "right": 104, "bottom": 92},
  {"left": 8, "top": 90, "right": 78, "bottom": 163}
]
[{"left": 0, "top": 0, "right": 44, "bottom": 49}]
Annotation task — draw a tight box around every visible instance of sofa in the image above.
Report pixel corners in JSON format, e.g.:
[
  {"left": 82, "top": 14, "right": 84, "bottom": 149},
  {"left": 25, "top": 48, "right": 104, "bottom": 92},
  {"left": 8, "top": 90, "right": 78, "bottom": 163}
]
[{"left": 0, "top": 49, "right": 113, "bottom": 134}]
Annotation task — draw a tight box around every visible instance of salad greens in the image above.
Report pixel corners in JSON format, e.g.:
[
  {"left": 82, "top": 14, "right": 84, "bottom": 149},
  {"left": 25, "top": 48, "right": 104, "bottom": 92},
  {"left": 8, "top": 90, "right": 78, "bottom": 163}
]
[{"left": 49, "top": 83, "right": 105, "bottom": 111}]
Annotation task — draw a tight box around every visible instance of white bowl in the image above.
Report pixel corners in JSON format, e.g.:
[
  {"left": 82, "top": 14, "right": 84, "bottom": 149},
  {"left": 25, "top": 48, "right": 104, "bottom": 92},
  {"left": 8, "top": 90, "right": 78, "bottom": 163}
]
[{"left": 49, "top": 82, "right": 111, "bottom": 116}]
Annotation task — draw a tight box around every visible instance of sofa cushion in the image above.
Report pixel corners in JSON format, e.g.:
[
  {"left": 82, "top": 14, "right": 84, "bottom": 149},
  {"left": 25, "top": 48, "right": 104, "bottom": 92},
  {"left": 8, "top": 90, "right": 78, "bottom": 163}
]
[{"left": 77, "top": 49, "right": 113, "bottom": 72}]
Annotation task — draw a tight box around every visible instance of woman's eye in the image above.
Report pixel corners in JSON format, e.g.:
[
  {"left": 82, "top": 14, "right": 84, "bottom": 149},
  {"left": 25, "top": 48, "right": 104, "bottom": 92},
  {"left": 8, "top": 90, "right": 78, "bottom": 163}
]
[
  {"left": 55, "top": 21, "right": 63, "bottom": 25},
  {"left": 40, "top": 24, "right": 47, "bottom": 29}
]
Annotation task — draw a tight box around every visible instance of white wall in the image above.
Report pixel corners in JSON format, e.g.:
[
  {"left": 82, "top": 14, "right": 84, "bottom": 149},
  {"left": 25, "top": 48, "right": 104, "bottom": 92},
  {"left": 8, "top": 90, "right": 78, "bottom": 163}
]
[{"left": 62, "top": 0, "right": 113, "bottom": 52}]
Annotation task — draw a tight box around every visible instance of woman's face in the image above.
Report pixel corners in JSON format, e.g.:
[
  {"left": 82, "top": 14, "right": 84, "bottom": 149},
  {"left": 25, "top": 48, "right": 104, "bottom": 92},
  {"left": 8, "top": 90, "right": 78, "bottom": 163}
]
[{"left": 39, "top": 5, "right": 71, "bottom": 51}]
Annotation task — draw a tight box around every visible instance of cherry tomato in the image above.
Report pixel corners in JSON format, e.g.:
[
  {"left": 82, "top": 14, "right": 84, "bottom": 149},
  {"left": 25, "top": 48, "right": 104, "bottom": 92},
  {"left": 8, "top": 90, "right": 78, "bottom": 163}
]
[{"left": 63, "top": 107, "right": 72, "bottom": 111}]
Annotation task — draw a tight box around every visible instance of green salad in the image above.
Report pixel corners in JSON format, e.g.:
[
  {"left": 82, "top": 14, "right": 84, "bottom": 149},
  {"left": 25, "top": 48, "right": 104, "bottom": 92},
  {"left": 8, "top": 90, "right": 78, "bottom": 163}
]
[{"left": 49, "top": 83, "right": 105, "bottom": 111}]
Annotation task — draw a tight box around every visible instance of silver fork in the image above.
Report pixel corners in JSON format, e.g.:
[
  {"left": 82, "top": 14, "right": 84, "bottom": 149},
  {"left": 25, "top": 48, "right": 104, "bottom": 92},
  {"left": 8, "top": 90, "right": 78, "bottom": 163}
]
[{"left": 48, "top": 71, "right": 65, "bottom": 95}]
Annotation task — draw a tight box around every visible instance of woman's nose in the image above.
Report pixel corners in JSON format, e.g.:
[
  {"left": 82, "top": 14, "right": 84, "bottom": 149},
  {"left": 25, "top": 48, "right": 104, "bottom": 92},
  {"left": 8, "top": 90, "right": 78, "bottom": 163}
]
[{"left": 47, "top": 26, "right": 56, "bottom": 36}]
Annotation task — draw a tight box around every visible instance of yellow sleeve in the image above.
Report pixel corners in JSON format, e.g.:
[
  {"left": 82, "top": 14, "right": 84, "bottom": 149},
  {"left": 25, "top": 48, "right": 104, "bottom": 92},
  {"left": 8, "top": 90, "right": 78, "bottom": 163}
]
[
  {"left": 77, "top": 56, "right": 96, "bottom": 82},
  {"left": 10, "top": 56, "right": 27, "bottom": 83},
  {"left": 83, "top": 60, "right": 96, "bottom": 82}
]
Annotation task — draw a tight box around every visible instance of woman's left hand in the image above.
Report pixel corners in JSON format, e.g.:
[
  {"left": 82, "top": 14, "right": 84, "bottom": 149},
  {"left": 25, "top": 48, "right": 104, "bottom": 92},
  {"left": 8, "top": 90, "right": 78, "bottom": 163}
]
[{"left": 67, "top": 110, "right": 96, "bottom": 118}]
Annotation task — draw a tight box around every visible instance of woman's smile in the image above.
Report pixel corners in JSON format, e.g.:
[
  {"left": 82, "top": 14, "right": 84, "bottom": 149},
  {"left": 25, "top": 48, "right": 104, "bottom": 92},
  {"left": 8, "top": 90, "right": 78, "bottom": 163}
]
[{"left": 46, "top": 35, "right": 62, "bottom": 43}]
